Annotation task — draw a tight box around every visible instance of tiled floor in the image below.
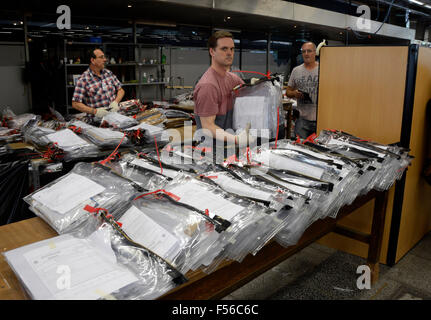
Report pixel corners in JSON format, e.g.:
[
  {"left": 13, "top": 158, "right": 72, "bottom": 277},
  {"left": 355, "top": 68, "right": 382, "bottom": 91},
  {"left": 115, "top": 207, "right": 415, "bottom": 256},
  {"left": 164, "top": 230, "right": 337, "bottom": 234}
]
[{"left": 222, "top": 232, "right": 431, "bottom": 300}]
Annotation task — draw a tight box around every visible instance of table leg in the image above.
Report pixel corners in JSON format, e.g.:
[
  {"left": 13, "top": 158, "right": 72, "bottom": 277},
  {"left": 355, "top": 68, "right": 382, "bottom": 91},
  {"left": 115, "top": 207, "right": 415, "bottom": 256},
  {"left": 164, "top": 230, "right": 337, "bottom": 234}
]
[{"left": 366, "top": 190, "right": 389, "bottom": 284}]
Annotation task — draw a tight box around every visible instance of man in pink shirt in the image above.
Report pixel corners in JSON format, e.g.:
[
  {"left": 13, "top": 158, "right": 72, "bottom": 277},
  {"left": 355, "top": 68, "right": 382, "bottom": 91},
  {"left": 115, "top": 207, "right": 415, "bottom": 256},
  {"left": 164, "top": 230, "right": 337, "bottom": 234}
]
[{"left": 193, "top": 30, "right": 247, "bottom": 147}]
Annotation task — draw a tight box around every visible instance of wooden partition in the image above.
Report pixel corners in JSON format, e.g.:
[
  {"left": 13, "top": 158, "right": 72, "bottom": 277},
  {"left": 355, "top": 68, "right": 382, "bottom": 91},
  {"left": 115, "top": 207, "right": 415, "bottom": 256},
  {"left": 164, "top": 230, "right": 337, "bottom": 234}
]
[
  {"left": 394, "top": 46, "right": 431, "bottom": 262},
  {"left": 316, "top": 45, "right": 431, "bottom": 264}
]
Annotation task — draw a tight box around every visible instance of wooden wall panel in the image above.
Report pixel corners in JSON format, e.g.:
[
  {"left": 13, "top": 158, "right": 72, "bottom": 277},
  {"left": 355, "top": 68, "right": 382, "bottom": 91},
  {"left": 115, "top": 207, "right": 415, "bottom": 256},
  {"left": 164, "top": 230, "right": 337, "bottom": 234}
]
[
  {"left": 317, "top": 46, "right": 408, "bottom": 143},
  {"left": 316, "top": 46, "right": 409, "bottom": 263},
  {"left": 396, "top": 47, "right": 431, "bottom": 262}
]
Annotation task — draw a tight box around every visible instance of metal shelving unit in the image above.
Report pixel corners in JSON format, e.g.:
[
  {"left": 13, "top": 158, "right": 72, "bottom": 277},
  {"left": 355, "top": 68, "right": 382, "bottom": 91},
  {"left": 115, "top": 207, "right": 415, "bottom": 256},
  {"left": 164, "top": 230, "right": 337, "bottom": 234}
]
[{"left": 63, "top": 40, "right": 169, "bottom": 115}]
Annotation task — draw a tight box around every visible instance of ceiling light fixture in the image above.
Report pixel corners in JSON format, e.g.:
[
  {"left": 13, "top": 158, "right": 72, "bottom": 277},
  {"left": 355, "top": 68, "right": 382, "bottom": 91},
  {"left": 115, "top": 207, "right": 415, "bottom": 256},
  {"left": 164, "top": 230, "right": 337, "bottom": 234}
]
[{"left": 409, "top": 0, "right": 424, "bottom": 5}]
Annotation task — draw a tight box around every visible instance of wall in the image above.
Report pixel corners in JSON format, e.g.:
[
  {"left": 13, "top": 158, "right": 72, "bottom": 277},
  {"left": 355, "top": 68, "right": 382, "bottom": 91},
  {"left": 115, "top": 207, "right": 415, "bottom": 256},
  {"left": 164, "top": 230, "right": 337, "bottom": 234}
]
[{"left": 0, "top": 43, "right": 31, "bottom": 115}]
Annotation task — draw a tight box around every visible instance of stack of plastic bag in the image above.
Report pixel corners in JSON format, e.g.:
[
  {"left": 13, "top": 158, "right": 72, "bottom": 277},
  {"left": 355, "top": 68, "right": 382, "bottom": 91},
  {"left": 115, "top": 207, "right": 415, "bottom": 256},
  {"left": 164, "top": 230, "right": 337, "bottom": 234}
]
[
  {"left": 315, "top": 130, "right": 412, "bottom": 192},
  {"left": 110, "top": 153, "right": 177, "bottom": 191},
  {"left": 2, "top": 221, "right": 183, "bottom": 300},
  {"left": 162, "top": 173, "right": 283, "bottom": 271},
  {"left": 119, "top": 99, "right": 146, "bottom": 116},
  {"left": 113, "top": 192, "right": 227, "bottom": 274},
  {"left": 23, "top": 162, "right": 139, "bottom": 234},
  {"left": 2, "top": 107, "right": 36, "bottom": 130},
  {"left": 101, "top": 112, "right": 138, "bottom": 130},
  {"left": 123, "top": 122, "right": 168, "bottom": 146},
  {"left": 68, "top": 120, "right": 130, "bottom": 150},
  {"left": 251, "top": 142, "right": 357, "bottom": 220}
]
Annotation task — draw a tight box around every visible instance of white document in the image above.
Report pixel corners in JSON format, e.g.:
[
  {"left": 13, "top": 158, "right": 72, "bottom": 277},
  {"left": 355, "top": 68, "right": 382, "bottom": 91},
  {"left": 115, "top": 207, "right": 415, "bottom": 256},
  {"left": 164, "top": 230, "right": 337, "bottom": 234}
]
[
  {"left": 46, "top": 129, "right": 89, "bottom": 148},
  {"left": 130, "top": 158, "right": 179, "bottom": 179},
  {"left": 102, "top": 113, "right": 137, "bottom": 127},
  {"left": 327, "top": 139, "right": 386, "bottom": 158},
  {"left": 32, "top": 173, "right": 105, "bottom": 215},
  {"left": 212, "top": 172, "right": 272, "bottom": 201},
  {"left": 125, "top": 122, "right": 164, "bottom": 134},
  {"left": 256, "top": 152, "right": 325, "bottom": 180},
  {"left": 87, "top": 127, "right": 125, "bottom": 140},
  {"left": 119, "top": 206, "right": 181, "bottom": 262},
  {"left": 5, "top": 234, "right": 138, "bottom": 300},
  {"left": 253, "top": 170, "right": 309, "bottom": 196},
  {"left": 233, "top": 96, "right": 266, "bottom": 130},
  {"left": 167, "top": 181, "right": 244, "bottom": 220}
]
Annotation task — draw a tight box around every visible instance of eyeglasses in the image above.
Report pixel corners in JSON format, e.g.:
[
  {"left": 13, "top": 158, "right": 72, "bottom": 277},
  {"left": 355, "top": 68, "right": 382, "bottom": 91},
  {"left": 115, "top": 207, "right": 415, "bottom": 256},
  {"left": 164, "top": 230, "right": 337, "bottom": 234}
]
[{"left": 301, "top": 49, "right": 315, "bottom": 53}]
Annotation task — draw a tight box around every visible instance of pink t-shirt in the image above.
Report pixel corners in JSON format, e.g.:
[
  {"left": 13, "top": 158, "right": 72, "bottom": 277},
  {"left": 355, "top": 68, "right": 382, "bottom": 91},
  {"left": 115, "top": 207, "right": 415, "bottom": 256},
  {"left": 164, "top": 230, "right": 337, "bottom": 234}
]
[{"left": 193, "top": 67, "right": 243, "bottom": 130}]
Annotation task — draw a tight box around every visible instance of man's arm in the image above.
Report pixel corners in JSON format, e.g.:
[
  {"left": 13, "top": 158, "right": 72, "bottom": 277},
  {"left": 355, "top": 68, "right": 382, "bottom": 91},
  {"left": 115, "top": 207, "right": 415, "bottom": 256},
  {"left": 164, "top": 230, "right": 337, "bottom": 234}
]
[
  {"left": 114, "top": 88, "right": 125, "bottom": 103},
  {"left": 285, "top": 85, "right": 303, "bottom": 99},
  {"left": 200, "top": 115, "right": 236, "bottom": 143},
  {"left": 71, "top": 101, "right": 96, "bottom": 115}
]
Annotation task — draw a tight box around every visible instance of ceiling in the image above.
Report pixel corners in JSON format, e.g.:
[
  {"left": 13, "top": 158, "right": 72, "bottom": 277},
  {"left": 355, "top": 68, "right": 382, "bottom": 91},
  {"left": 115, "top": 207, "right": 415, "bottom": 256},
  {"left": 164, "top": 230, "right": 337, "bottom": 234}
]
[{"left": 0, "top": 0, "right": 428, "bottom": 46}]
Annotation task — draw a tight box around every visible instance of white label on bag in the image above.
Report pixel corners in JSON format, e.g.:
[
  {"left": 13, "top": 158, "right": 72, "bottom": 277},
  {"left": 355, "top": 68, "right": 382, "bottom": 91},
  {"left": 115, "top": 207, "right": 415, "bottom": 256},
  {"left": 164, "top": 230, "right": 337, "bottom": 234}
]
[
  {"left": 168, "top": 181, "right": 243, "bottom": 220},
  {"left": 119, "top": 206, "right": 181, "bottom": 261},
  {"left": 32, "top": 173, "right": 105, "bottom": 214},
  {"left": 130, "top": 158, "right": 179, "bottom": 179},
  {"left": 212, "top": 172, "right": 272, "bottom": 201},
  {"left": 46, "top": 129, "right": 88, "bottom": 148},
  {"left": 19, "top": 234, "right": 138, "bottom": 300}
]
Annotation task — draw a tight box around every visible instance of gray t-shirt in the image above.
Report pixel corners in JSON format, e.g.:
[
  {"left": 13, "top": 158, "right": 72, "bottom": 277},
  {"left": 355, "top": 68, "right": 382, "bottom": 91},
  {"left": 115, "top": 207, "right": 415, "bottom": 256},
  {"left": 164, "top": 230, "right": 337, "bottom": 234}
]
[{"left": 287, "top": 63, "right": 319, "bottom": 121}]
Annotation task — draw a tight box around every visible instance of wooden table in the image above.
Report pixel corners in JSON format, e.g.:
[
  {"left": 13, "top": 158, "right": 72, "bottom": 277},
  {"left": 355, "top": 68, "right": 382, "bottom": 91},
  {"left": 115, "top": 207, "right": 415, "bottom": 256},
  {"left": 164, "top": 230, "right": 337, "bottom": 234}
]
[{"left": 0, "top": 189, "right": 388, "bottom": 300}]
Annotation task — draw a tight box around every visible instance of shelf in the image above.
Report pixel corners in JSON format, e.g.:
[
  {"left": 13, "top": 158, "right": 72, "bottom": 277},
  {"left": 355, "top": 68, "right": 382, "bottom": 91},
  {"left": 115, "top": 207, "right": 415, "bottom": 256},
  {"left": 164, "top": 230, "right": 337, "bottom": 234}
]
[
  {"left": 65, "top": 64, "right": 88, "bottom": 67},
  {"left": 122, "top": 82, "right": 168, "bottom": 86},
  {"left": 66, "top": 63, "right": 138, "bottom": 67},
  {"left": 67, "top": 82, "right": 168, "bottom": 88},
  {"left": 166, "top": 85, "right": 193, "bottom": 89},
  {"left": 137, "top": 63, "right": 170, "bottom": 66}
]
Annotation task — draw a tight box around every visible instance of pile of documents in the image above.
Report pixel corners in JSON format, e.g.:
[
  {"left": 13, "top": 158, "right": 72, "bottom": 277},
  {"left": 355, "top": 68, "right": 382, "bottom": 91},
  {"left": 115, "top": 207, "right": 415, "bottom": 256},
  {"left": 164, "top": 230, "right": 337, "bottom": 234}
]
[
  {"left": 68, "top": 120, "right": 130, "bottom": 150},
  {"left": 101, "top": 112, "right": 138, "bottom": 130},
  {"left": 3, "top": 129, "right": 412, "bottom": 300}
]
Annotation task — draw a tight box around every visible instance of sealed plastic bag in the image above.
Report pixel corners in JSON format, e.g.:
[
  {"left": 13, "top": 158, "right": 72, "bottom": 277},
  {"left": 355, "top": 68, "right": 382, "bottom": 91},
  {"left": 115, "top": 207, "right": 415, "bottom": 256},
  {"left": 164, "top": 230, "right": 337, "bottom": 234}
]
[
  {"left": 232, "top": 76, "right": 283, "bottom": 139},
  {"left": 23, "top": 162, "right": 139, "bottom": 234}
]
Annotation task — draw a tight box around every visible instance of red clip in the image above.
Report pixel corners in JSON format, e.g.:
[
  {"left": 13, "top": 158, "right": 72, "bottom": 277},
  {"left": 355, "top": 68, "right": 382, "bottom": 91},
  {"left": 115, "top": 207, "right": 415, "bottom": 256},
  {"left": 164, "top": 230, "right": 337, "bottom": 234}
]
[
  {"left": 224, "top": 154, "right": 240, "bottom": 165},
  {"left": 134, "top": 189, "right": 181, "bottom": 202},
  {"left": 204, "top": 209, "right": 214, "bottom": 232},
  {"left": 200, "top": 175, "right": 218, "bottom": 179},
  {"left": 99, "top": 133, "right": 126, "bottom": 165},
  {"left": 83, "top": 205, "right": 108, "bottom": 216},
  {"left": 303, "top": 133, "right": 317, "bottom": 144}
]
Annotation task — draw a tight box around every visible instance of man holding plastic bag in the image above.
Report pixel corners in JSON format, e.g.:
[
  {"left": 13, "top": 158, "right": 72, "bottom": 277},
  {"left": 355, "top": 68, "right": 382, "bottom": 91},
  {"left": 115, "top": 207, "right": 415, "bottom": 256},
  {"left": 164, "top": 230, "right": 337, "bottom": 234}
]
[{"left": 193, "top": 30, "right": 251, "bottom": 149}]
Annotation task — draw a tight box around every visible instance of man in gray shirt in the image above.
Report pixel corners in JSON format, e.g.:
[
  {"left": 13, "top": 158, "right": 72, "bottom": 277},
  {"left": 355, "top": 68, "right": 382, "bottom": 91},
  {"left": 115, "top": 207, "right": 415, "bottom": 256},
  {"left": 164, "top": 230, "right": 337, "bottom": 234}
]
[{"left": 286, "top": 42, "right": 319, "bottom": 139}]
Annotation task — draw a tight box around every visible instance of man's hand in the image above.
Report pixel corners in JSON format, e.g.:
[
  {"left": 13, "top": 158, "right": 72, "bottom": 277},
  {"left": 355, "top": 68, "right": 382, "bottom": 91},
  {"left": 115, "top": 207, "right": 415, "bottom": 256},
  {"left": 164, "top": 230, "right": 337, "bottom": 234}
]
[
  {"left": 109, "top": 101, "right": 120, "bottom": 112},
  {"left": 235, "top": 123, "right": 256, "bottom": 147},
  {"left": 95, "top": 107, "right": 110, "bottom": 118},
  {"left": 294, "top": 90, "right": 304, "bottom": 99},
  {"left": 250, "top": 77, "right": 260, "bottom": 85}
]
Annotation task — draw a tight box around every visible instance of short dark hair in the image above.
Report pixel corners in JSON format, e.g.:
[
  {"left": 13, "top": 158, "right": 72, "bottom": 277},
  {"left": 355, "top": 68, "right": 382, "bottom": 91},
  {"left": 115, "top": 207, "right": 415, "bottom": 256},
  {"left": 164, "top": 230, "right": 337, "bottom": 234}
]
[
  {"left": 207, "top": 30, "right": 234, "bottom": 50},
  {"left": 86, "top": 47, "right": 102, "bottom": 64}
]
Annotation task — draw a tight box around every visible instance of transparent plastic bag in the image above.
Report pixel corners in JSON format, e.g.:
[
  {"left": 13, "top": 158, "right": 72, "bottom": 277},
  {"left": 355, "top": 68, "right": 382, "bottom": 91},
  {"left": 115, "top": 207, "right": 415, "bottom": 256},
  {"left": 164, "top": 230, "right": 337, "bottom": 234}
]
[
  {"left": 233, "top": 76, "right": 283, "bottom": 139},
  {"left": 23, "top": 162, "right": 139, "bottom": 234},
  {"left": 2, "top": 222, "right": 181, "bottom": 300},
  {"left": 162, "top": 173, "right": 284, "bottom": 270},
  {"left": 101, "top": 112, "right": 138, "bottom": 130},
  {"left": 114, "top": 194, "right": 227, "bottom": 274}
]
